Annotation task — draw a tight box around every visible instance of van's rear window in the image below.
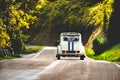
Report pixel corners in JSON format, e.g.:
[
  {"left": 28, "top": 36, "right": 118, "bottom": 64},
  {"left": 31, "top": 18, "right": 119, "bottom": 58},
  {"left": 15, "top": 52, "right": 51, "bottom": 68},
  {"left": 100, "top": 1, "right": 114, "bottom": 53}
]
[{"left": 63, "top": 36, "right": 79, "bottom": 41}]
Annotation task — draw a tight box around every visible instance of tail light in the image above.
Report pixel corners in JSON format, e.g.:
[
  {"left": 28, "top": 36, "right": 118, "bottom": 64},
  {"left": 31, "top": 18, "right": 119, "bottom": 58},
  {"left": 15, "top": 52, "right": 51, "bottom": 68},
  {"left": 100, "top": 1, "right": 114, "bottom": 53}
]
[
  {"left": 76, "top": 50, "right": 80, "bottom": 53},
  {"left": 62, "top": 50, "right": 66, "bottom": 53}
]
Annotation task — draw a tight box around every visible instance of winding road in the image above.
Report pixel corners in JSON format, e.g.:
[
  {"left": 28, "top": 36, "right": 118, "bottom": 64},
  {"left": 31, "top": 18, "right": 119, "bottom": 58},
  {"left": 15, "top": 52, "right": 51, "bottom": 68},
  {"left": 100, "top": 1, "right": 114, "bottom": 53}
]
[{"left": 0, "top": 47, "right": 120, "bottom": 80}]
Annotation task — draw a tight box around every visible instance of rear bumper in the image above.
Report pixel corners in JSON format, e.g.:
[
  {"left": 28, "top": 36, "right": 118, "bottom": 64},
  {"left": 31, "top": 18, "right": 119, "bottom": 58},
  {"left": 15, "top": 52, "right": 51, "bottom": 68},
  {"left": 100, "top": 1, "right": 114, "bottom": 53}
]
[{"left": 57, "top": 53, "right": 84, "bottom": 57}]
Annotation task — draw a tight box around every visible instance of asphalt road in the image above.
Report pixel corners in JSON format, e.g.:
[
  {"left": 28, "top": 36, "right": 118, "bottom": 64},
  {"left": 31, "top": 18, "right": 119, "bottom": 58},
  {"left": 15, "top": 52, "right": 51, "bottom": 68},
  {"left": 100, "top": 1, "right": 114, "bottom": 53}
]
[{"left": 0, "top": 47, "right": 120, "bottom": 80}]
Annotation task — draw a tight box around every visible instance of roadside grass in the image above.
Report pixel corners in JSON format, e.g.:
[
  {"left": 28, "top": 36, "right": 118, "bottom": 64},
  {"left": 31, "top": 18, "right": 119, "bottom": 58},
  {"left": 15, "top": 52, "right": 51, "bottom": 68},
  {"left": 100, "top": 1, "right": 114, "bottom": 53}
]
[
  {"left": 88, "top": 44, "right": 120, "bottom": 62},
  {"left": 85, "top": 47, "right": 95, "bottom": 57},
  {"left": 4, "top": 56, "right": 19, "bottom": 59},
  {"left": 0, "top": 46, "right": 44, "bottom": 60},
  {"left": 0, "top": 56, "right": 19, "bottom": 60},
  {"left": 24, "top": 46, "right": 44, "bottom": 54}
]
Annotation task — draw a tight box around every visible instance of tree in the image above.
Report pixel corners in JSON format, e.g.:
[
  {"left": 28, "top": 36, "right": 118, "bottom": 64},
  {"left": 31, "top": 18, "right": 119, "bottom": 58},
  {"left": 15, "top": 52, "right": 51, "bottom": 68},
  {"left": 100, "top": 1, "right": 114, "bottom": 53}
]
[
  {"left": 35, "top": 0, "right": 90, "bottom": 28},
  {"left": 82, "top": 0, "right": 114, "bottom": 48},
  {"left": 0, "top": 0, "right": 37, "bottom": 54},
  {"left": 30, "top": 0, "right": 92, "bottom": 45},
  {"left": 107, "top": 0, "right": 120, "bottom": 47},
  {"left": 0, "top": 19, "right": 10, "bottom": 48}
]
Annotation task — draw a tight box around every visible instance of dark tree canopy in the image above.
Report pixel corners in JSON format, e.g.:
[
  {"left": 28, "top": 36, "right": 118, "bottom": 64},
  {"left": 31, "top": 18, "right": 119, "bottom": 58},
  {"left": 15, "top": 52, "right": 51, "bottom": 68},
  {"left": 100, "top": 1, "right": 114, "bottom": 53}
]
[{"left": 0, "top": 0, "right": 118, "bottom": 54}]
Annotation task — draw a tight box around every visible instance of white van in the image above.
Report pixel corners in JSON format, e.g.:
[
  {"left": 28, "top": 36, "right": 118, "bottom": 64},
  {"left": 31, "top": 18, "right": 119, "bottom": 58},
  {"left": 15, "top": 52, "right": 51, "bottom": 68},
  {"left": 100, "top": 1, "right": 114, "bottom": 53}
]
[{"left": 56, "top": 32, "right": 86, "bottom": 60}]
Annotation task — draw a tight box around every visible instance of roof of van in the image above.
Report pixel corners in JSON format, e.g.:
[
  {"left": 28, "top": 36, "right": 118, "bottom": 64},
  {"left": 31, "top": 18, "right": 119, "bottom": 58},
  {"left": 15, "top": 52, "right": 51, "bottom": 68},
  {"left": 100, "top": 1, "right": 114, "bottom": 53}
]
[{"left": 61, "top": 32, "right": 81, "bottom": 36}]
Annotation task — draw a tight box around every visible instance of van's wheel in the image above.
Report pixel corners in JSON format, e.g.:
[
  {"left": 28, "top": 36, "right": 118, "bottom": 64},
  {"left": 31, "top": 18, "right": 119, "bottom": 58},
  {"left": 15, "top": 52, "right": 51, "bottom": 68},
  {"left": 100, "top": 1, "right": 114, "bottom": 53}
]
[
  {"left": 80, "top": 55, "right": 85, "bottom": 60},
  {"left": 57, "top": 54, "right": 60, "bottom": 60}
]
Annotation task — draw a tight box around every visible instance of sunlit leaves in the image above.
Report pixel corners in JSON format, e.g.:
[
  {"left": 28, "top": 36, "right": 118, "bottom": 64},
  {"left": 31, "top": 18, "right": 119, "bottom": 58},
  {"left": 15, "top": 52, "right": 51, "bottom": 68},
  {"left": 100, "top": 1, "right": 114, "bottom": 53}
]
[
  {"left": 0, "top": 0, "right": 37, "bottom": 49},
  {"left": 82, "top": 3, "right": 104, "bottom": 27},
  {"left": 0, "top": 32, "right": 10, "bottom": 48},
  {"left": 0, "top": 0, "right": 115, "bottom": 49},
  {"left": 10, "top": 18, "right": 16, "bottom": 25},
  {"left": 8, "top": 4, "right": 36, "bottom": 30},
  {"left": 0, "top": 19, "right": 10, "bottom": 48},
  {"left": 63, "top": 0, "right": 89, "bottom": 26},
  {"left": 103, "top": 0, "right": 114, "bottom": 29},
  {"left": 36, "top": 0, "right": 47, "bottom": 10},
  {"left": 37, "top": 0, "right": 89, "bottom": 27},
  {"left": 82, "top": 0, "right": 114, "bottom": 29},
  {"left": 89, "top": 3, "right": 104, "bottom": 27}
]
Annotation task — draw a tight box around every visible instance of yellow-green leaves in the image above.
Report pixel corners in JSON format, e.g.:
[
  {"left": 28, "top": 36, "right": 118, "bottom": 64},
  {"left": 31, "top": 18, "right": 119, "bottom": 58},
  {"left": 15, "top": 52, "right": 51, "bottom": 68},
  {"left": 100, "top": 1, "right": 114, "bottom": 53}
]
[
  {"left": 82, "top": 0, "right": 114, "bottom": 28},
  {"left": 0, "top": 0, "right": 37, "bottom": 49},
  {"left": 103, "top": 0, "right": 114, "bottom": 29},
  {"left": 88, "top": 3, "right": 104, "bottom": 27},
  {"left": 36, "top": 0, "right": 47, "bottom": 10},
  {"left": 9, "top": 5, "right": 36, "bottom": 30},
  {"left": 0, "top": 31, "right": 10, "bottom": 48},
  {"left": 0, "top": 19, "right": 10, "bottom": 48}
]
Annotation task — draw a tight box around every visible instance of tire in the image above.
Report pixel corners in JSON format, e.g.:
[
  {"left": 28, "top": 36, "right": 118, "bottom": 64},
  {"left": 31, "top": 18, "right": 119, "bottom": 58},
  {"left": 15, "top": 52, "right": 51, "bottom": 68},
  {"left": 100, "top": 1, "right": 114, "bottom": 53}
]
[
  {"left": 57, "top": 54, "right": 60, "bottom": 60},
  {"left": 80, "top": 55, "right": 85, "bottom": 60}
]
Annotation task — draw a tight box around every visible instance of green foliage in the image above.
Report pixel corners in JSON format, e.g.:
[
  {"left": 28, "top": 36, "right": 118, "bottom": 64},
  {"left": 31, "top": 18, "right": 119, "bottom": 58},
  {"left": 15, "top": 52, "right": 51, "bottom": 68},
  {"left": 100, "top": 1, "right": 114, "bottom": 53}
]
[
  {"left": 103, "top": 0, "right": 114, "bottom": 29},
  {"left": 24, "top": 46, "right": 43, "bottom": 54},
  {"left": 82, "top": 0, "right": 114, "bottom": 49},
  {"left": 0, "top": 0, "right": 116, "bottom": 56},
  {"left": 93, "top": 39, "right": 107, "bottom": 55},
  {"left": 0, "top": 0, "right": 39, "bottom": 53},
  {"left": 91, "top": 44, "right": 120, "bottom": 62},
  {"left": 4, "top": 56, "right": 18, "bottom": 59},
  {"left": 92, "top": 29, "right": 108, "bottom": 54},
  {"left": 82, "top": 0, "right": 114, "bottom": 29},
  {"left": 35, "top": 0, "right": 47, "bottom": 10},
  {"left": 30, "top": 0, "right": 115, "bottom": 48},
  {"left": 85, "top": 47, "right": 95, "bottom": 57},
  {"left": 0, "top": 19, "right": 10, "bottom": 48},
  {"left": 8, "top": 2, "right": 36, "bottom": 53},
  {"left": 8, "top": 3, "right": 36, "bottom": 31},
  {"left": 36, "top": 0, "right": 89, "bottom": 27},
  {"left": 94, "top": 33, "right": 107, "bottom": 44}
]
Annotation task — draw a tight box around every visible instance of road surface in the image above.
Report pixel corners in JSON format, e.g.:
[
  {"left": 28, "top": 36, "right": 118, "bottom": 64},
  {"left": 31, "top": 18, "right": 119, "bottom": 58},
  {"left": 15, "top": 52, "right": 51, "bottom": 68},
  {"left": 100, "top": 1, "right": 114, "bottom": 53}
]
[{"left": 0, "top": 47, "right": 120, "bottom": 80}]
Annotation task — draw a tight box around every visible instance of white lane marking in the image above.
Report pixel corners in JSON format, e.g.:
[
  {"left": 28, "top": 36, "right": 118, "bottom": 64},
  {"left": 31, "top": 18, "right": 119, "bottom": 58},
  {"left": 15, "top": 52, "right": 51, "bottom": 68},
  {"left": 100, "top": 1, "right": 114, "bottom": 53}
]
[
  {"left": 38, "top": 60, "right": 60, "bottom": 74},
  {"left": 115, "top": 64, "right": 120, "bottom": 69},
  {"left": 31, "top": 49, "right": 44, "bottom": 59},
  {"left": 31, "top": 47, "right": 45, "bottom": 59},
  {"left": 43, "top": 46, "right": 57, "bottom": 49},
  {"left": 31, "top": 46, "right": 56, "bottom": 59}
]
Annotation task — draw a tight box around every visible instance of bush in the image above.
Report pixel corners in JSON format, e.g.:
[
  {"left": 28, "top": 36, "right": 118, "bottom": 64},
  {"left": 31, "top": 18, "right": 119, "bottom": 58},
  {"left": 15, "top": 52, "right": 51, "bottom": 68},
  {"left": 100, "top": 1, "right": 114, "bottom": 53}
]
[
  {"left": 85, "top": 47, "right": 95, "bottom": 57},
  {"left": 93, "top": 35, "right": 108, "bottom": 55},
  {"left": 90, "top": 44, "right": 120, "bottom": 62},
  {"left": 23, "top": 46, "right": 43, "bottom": 54},
  {"left": 4, "top": 56, "right": 18, "bottom": 59}
]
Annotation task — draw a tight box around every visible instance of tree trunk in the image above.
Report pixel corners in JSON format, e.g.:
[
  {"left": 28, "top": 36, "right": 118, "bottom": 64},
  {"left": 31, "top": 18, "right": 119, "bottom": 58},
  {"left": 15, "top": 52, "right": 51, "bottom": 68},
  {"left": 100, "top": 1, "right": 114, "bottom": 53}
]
[{"left": 85, "top": 27, "right": 103, "bottom": 48}]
